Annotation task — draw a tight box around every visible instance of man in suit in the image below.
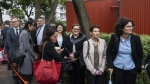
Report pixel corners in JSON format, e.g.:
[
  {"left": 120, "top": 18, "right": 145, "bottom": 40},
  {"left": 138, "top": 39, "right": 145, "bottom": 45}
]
[
  {"left": 1, "top": 20, "right": 10, "bottom": 48},
  {"left": 7, "top": 17, "right": 22, "bottom": 84},
  {"left": 1, "top": 20, "right": 11, "bottom": 69},
  {"left": 33, "top": 17, "right": 51, "bottom": 57}
]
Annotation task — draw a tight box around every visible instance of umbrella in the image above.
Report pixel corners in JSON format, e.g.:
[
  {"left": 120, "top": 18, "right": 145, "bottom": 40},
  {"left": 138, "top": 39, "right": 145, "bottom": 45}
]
[{"left": 108, "top": 72, "right": 112, "bottom": 84}]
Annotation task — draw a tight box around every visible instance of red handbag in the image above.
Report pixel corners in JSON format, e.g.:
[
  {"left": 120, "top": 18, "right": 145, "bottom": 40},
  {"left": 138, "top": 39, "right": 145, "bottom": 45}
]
[{"left": 34, "top": 42, "right": 61, "bottom": 84}]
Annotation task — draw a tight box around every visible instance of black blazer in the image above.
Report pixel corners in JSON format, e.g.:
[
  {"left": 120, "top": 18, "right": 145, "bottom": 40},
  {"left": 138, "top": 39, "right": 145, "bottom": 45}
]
[
  {"left": 42, "top": 41, "right": 62, "bottom": 62},
  {"left": 54, "top": 33, "right": 67, "bottom": 49},
  {"left": 32, "top": 24, "right": 51, "bottom": 52},
  {"left": 106, "top": 34, "right": 143, "bottom": 72},
  {"left": 64, "top": 33, "right": 86, "bottom": 58}
]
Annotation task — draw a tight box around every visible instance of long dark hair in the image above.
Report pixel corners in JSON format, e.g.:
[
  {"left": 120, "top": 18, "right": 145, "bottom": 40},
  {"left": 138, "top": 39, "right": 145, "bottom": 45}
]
[
  {"left": 23, "top": 19, "right": 35, "bottom": 31},
  {"left": 40, "top": 28, "right": 57, "bottom": 50},
  {"left": 114, "top": 17, "right": 135, "bottom": 36}
]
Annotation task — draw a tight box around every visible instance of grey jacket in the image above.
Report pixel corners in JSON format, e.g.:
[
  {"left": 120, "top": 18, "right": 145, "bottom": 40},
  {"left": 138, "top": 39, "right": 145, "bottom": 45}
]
[
  {"left": 19, "top": 30, "right": 35, "bottom": 75},
  {"left": 7, "top": 28, "right": 22, "bottom": 58}
]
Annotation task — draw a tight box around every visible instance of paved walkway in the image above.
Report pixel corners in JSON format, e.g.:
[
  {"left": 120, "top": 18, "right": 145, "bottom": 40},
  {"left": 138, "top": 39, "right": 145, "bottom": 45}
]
[
  {"left": 0, "top": 61, "right": 69, "bottom": 84},
  {"left": 0, "top": 62, "right": 13, "bottom": 84},
  {"left": 0, "top": 62, "right": 40, "bottom": 84}
]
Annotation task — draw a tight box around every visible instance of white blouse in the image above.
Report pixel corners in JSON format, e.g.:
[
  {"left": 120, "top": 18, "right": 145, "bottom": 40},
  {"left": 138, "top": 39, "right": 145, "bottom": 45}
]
[{"left": 57, "top": 35, "right": 63, "bottom": 48}]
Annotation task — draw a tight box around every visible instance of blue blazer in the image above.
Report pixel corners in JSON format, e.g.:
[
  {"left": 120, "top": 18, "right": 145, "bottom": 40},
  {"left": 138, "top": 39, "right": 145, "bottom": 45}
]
[{"left": 1, "top": 26, "right": 10, "bottom": 48}]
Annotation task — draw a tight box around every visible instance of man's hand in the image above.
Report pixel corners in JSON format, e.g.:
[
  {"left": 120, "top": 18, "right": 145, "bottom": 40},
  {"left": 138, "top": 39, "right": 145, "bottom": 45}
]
[{"left": 13, "top": 63, "right": 18, "bottom": 67}]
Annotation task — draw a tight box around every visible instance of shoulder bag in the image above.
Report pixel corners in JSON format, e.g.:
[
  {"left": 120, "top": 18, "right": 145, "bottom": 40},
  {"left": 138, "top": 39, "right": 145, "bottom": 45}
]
[
  {"left": 78, "top": 40, "right": 90, "bottom": 68},
  {"left": 34, "top": 42, "right": 62, "bottom": 84}
]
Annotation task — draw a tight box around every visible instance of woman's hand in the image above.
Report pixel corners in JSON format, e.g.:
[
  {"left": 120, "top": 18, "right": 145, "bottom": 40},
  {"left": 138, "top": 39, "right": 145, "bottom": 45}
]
[
  {"left": 69, "top": 53, "right": 74, "bottom": 59},
  {"left": 98, "top": 70, "right": 103, "bottom": 75},
  {"left": 92, "top": 72, "right": 96, "bottom": 76},
  {"left": 34, "top": 55, "right": 38, "bottom": 60},
  {"left": 34, "top": 53, "right": 40, "bottom": 60},
  {"left": 56, "top": 48, "right": 64, "bottom": 54}
]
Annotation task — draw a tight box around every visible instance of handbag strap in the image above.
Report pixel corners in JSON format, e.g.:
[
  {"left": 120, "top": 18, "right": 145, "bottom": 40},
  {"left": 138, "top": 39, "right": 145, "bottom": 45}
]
[
  {"left": 41, "top": 42, "right": 47, "bottom": 60},
  {"left": 85, "top": 40, "right": 90, "bottom": 59},
  {"left": 3, "top": 51, "right": 27, "bottom": 84}
]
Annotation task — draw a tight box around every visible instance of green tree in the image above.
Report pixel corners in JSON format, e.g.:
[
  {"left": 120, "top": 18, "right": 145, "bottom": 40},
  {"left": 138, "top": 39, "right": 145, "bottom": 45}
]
[
  {"left": 7, "top": 8, "right": 24, "bottom": 21},
  {"left": 45, "top": 0, "right": 59, "bottom": 24},
  {"left": 1, "top": 0, "right": 66, "bottom": 24},
  {"left": 5, "top": 0, "right": 34, "bottom": 21},
  {"left": 17, "top": 0, "right": 34, "bottom": 20},
  {"left": 0, "top": 0, "right": 12, "bottom": 23}
]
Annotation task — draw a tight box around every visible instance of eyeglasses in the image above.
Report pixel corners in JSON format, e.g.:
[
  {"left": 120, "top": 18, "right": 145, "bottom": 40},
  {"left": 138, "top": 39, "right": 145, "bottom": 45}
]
[
  {"left": 11, "top": 21, "right": 18, "bottom": 23},
  {"left": 73, "top": 28, "right": 80, "bottom": 31},
  {"left": 37, "top": 20, "right": 43, "bottom": 22},
  {"left": 125, "top": 26, "right": 135, "bottom": 29}
]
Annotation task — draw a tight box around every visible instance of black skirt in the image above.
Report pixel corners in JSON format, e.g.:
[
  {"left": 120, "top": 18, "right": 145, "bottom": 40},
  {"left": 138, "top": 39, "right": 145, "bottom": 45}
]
[{"left": 21, "top": 74, "right": 33, "bottom": 81}]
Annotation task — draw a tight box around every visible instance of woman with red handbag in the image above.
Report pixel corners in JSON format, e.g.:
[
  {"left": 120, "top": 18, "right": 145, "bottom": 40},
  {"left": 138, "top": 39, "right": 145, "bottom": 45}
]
[
  {"left": 40, "top": 28, "right": 64, "bottom": 62},
  {"left": 34, "top": 28, "right": 64, "bottom": 84}
]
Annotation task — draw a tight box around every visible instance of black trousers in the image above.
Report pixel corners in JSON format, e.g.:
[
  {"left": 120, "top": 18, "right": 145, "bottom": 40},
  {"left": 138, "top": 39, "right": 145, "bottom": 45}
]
[
  {"left": 113, "top": 66, "right": 137, "bottom": 84},
  {"left": 85, "top": 69, "right": 103, "bottom": 84},
  {"left": 68, "top": 61, "right": 85, "bottom": 84}
]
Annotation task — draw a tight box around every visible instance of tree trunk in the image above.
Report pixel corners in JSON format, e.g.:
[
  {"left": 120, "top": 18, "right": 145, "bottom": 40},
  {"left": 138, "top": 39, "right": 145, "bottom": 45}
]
[
  {"left": 0, "top": 9, "right": 3, "bottom": 24},
  {"left": 45, "top": 0, "right": 59, "bottom": 24},
  {"left": 34, "top": 0, "right": 41, "bottom": 21},
  {"left": 72, "top": 0, "right": 91, "bottom": 39}
]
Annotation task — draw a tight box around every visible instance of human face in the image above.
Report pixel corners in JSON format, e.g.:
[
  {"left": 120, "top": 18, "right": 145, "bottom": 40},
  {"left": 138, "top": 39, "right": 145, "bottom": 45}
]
[
  {"left": 57, "top": 25, "right": 63, "bottom": 33},
  {"left": 72, "top": 26, "right": 80, "bottom": 35},
  {"left": 123, "top": 22, "right": 134, "bottom": 34},
  {"left": 50, "top": 32, "right": 58, "bottom": 43},
  {"left": 36, "top": 21, "right": 40, "bottom": 27},
  {"left": 90, "top": 28, "right": 100, "bottom": 39},
  {"left": 28, "top": 23, "right": 35, "bottom": 31},
  {"left": 11, "top": 18, "right": 20, "bottom": 28},
  {"left": 37, "top": 18, "right": 45, "bottom": 26}
]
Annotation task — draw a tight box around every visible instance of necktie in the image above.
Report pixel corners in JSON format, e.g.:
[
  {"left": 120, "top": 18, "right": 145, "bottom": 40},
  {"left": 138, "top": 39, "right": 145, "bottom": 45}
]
[
  {"left": 36, "top": 26, "right": 42, "bottom": 37},
  {"left": 16, "top": 29, "right": 19, "bottom": 38}
]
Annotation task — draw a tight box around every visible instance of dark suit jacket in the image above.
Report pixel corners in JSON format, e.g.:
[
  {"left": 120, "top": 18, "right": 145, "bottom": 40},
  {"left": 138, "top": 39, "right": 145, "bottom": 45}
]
[
  {"left": 1, "top": 26, "right": 10, "bottom": 48},
  {"left": 106, "top": 34, "right": 143, "bottom": 72},
  {"left": 32, "top": 24, "right": 51, "bottom": 53},
  {"left": 43, "top": 41, "right": 62, "bottom": 62},
  {"left": 54, "top": 33, "right": 67, "bottom": 57},
  {"left": 64, "top": 33, "right": 86, "bottom": 58},
  {"left": 1, "top": 26, "right": 10, "bottom": 41},
  {"left": 7, "top": 28, "right": 22, "bottom": 58},
  {"left": 54, "top": 33, "right": 67, "bottom": 49}
]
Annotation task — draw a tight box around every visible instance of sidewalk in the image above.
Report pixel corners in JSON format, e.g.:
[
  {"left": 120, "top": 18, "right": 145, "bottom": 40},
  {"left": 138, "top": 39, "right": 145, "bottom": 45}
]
[
  {"left": 0, "top": 62, "right": 40, "bottom": 84},
  {"left": 0, "top": 62, "right": 13, "bottom": 84}
]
